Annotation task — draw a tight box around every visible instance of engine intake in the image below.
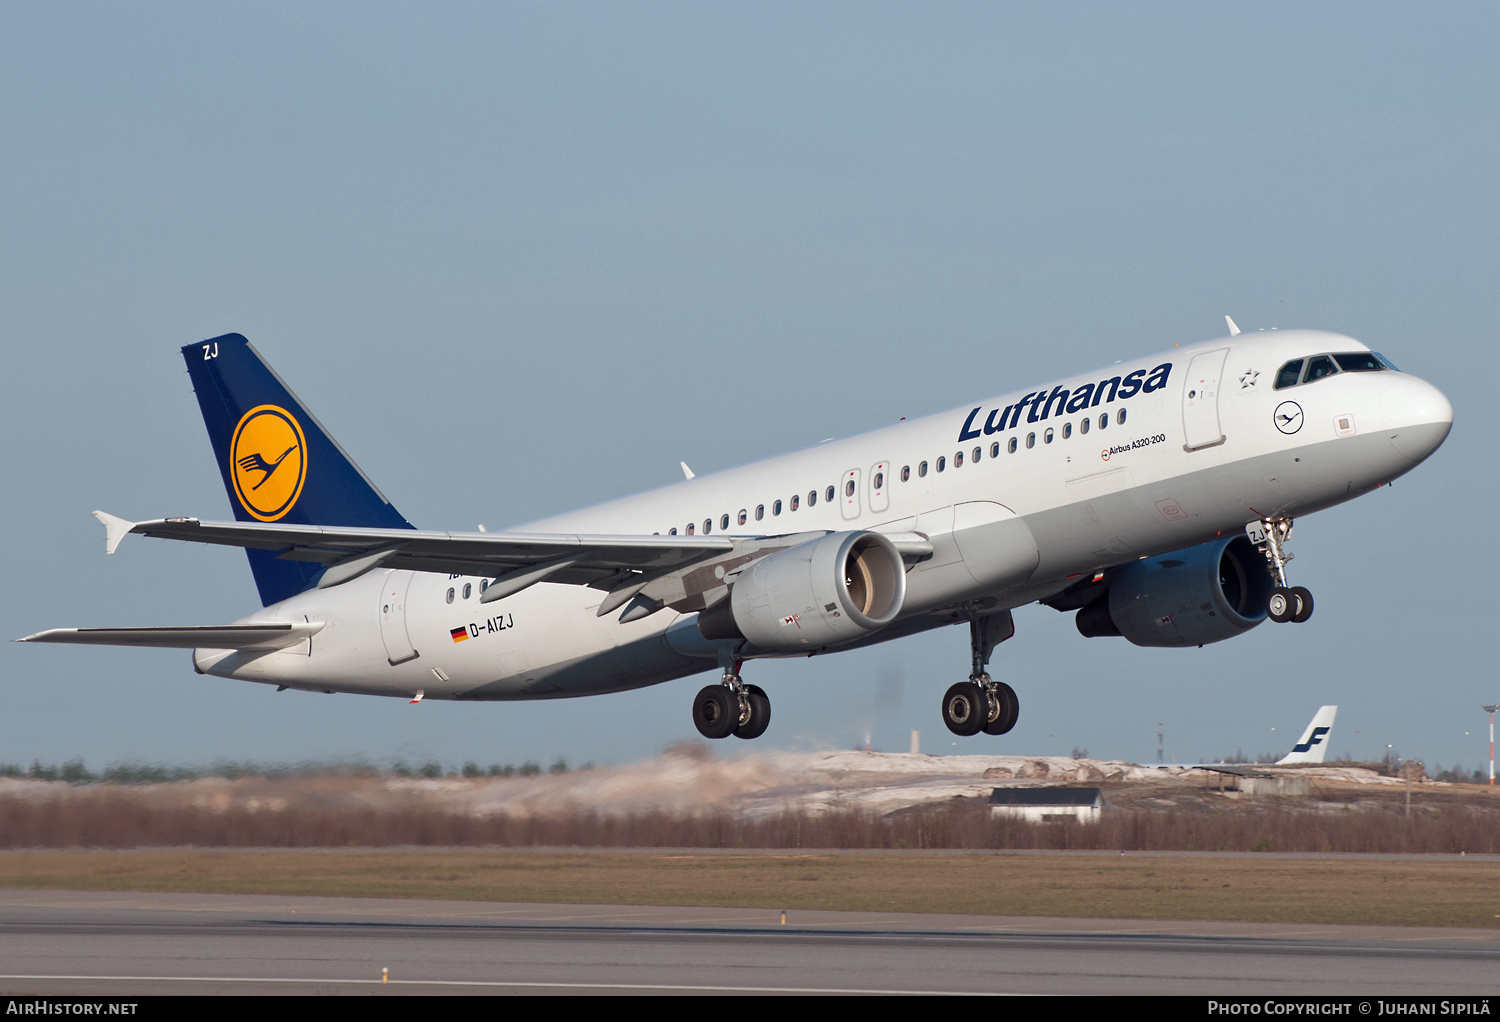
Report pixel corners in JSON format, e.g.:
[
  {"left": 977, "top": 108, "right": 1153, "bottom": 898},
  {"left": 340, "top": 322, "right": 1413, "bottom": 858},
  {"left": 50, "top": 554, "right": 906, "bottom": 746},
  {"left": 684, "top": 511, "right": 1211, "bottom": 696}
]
[
  {"left": 1076, "top": 535, "right": 1271, "bottom": 647},
  {"left": 698, "top": 531, "right": 906, "bottom": 651}
]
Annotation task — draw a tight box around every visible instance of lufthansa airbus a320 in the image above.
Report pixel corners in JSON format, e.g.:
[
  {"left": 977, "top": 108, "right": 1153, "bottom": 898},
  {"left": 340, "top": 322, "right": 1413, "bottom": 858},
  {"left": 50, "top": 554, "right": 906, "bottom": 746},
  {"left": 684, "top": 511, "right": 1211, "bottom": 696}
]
[{"left": 21, "top": 323, "right": 1452, "bottom": 741}]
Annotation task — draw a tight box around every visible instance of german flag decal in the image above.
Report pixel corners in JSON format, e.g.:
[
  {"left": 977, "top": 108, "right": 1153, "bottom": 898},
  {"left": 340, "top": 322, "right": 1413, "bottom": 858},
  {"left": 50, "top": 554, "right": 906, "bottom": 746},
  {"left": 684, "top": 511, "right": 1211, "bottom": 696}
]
[{"left": 450, "top": 626, "right": 469, "bottom": 643}]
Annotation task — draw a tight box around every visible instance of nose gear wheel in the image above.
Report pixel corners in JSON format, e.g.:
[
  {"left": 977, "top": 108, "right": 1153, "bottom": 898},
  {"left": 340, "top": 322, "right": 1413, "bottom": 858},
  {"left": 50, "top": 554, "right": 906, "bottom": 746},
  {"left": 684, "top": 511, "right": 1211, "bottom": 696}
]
[{"left": 1252, "top": 519, "right": 1314, "bottom": 624}]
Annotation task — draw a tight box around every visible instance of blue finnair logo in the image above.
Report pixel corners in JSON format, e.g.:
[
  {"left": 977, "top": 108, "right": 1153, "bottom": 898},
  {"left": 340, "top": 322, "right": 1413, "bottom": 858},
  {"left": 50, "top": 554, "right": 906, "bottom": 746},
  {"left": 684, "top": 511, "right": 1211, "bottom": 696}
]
[
  {"left": 957, "top": 363, "right": 1174, "bottom": 442},
  {"left": 1291, "top": 726, "right": 1331, "bottom": 754}
]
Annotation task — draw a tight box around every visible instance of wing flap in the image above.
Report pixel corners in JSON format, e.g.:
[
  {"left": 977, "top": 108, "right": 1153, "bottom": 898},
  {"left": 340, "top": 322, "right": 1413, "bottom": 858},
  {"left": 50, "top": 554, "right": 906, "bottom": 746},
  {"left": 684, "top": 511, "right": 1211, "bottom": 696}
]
[{"left": 17, "top": 622, "right": 323, "bottom": 650}]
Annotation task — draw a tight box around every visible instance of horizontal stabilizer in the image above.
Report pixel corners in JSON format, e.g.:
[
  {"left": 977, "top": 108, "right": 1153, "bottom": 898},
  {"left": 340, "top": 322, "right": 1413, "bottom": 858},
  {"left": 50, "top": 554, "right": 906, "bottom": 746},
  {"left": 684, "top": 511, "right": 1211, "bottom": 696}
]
[
  {"left": 17, "top": 622, "right": 323, "bottom": 650},
  {"left": 93, "top": 510, "right": 136, "bottom": 555}
]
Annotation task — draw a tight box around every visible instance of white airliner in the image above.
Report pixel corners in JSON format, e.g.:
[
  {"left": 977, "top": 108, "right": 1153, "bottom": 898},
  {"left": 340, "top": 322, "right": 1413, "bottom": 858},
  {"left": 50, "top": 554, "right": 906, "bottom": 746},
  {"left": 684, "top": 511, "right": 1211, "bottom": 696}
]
[{"left": 21, "top": 327, "right": 1451, "bottom": 742}]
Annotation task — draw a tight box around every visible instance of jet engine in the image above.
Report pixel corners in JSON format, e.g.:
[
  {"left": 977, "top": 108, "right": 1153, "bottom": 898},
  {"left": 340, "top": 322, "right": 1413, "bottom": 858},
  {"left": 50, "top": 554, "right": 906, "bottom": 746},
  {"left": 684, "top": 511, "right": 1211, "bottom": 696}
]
[
  {"left": 698, "top": 531, "right": 906, "bottom": 651},
  {"left": 1075, "top": 536, "right": 1272, "bottom": 647}
]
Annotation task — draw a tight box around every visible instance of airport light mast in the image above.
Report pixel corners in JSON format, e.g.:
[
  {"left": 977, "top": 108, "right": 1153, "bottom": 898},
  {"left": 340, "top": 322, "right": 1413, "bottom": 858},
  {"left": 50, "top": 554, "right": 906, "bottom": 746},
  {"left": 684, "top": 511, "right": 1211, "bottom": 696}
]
[{"left": 1484, "top": 705, "right": 1499, "bottom": 786}]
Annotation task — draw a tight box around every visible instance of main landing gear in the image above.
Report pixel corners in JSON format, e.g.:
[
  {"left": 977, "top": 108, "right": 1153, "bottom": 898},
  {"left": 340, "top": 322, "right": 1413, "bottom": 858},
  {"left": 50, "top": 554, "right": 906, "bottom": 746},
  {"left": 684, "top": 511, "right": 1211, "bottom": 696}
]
[
  {"left": 692, "top": 648, "right": 771, "bottom": 740},
  {"left": 942, "top": 611, "right": 1020, "bottom": 738},
  {"left": 1253, "top": 518, "right": 1314, "bottom": 624}
]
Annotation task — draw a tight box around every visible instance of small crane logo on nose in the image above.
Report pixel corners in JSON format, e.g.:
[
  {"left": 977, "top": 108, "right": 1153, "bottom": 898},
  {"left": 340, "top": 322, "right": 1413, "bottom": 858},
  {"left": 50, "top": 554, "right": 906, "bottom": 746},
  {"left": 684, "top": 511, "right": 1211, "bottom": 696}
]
[{"left": 1273, "top": 401, "right": 1304, "bottom": 435}]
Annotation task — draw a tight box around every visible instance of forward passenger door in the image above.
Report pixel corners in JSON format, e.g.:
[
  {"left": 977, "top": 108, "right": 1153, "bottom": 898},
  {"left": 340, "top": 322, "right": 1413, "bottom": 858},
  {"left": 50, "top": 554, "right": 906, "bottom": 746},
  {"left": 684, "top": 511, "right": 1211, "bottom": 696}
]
[{"left": 1183, "top": 347, "right": 1229, "bottom": 450}]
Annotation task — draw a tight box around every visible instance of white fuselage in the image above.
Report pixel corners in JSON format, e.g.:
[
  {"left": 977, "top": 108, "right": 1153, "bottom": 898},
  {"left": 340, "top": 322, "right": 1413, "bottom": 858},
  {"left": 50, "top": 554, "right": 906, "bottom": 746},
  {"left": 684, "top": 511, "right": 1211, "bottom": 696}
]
[{"left": 195, "top": 330, "right": 1451, "bottom": 700}]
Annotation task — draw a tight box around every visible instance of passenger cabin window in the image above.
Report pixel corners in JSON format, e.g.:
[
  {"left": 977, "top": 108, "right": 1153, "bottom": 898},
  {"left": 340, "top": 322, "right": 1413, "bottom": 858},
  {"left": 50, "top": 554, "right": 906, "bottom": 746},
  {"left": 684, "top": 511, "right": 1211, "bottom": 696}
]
[
  {"left": 703, "top": 519, "right": 712, "bottom": 534},
  {"left": 446, "top": 587, "right": 455, "bottom": 604},
  {"left": 790, "top": 495, "right": 799, "bottom": 512},
  {"left": 755, "top": 504, "right": 764, "bottom": 521},
  {"left": 937, "top": 456, "right": 946, "bottom": 472},
  {"left": 1117, "top": 408, "right": 1127, "bottom": 425},
  {"left": 989, "top": 442, "right": 999, "bottom": 458},
  {"left": 1062, "top": 422, "right": 1072, "bottom": 439},
  {"left": 1097, "top": 413, "right": 1108, "bottom": 430},
  {"left": 1275, "top": 359, "right": 1304, "bottom": 389},
  {"left": 669, "top": 527, "right": 678, "bottom": 535},
  {"left": 463, "top": 583, "right": 472, "bottom": 600},
  {"left": 807, "top": 490, "right": 817, "bottom": 507},
  {"left": 773, "top": 500, "right": 782, "bottom": 516},
  {"left": 873, "top": 471, "right": 884, "bottom": 489},
  {"left": 737, "top": 510, "right": 747, "bottom": 526},
  {"left": 901, "top": 465, "right": 910, "bottom": 482},
  {"left": 1080, "top": 416, "right": 1090, "bottom": 434},
  {"left": 1007, "top": 437, "right": 1018, "bottom": 453},
  {"left": 972, "top": 446, "right": 981, "bottom": 463},
  {"left": 721, "top": 514, "right": 730, "bottom": 530},
  {"left": 1025, "top": 432, "right": 1035, "bottom": 449},
  {"left": 918, "top": 461, "right": 928, "bottom": 477},
  {"left": 1303, "top": 355, "right": 1339, "bottom": 383},
  {"left": 953, "top": 451, "right": 963, "bottom": 467},
  {"left": 686, "top": 523, "right": 695, "bottom": 535},
  {"left": 1044, "top": 427, "right": 1054, "bottom": 444},
  {"left": 845, "top": 479, "right": 856, "bottom": 496},
  {"left": 826, "top": 485, "right": 836, "bottom": 502}
]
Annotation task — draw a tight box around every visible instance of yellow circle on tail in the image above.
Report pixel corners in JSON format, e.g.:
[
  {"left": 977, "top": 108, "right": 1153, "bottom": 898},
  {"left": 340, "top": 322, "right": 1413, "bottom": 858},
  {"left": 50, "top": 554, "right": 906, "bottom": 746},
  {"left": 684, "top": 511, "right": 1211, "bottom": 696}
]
[{"left": 230, "top": 405, "right": 307, "bottom": 521}]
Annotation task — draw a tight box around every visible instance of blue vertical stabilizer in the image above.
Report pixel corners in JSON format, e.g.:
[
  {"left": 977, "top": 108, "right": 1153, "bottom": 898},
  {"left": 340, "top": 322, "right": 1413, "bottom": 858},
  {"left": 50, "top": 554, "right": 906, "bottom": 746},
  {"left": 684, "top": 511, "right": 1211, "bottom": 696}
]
[{"left": 182, "top": 333, "right": 414, "bottom": 606}]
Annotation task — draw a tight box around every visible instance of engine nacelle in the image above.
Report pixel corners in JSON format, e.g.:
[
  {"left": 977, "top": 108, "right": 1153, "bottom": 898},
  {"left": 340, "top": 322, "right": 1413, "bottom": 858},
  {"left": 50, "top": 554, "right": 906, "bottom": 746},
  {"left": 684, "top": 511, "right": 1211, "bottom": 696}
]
[
  {"left": 698, "top": 531, "right": 906, "bottom": 651},
  {"left": 1076, "top": 536, "right": 1271, "bottom": 648}
]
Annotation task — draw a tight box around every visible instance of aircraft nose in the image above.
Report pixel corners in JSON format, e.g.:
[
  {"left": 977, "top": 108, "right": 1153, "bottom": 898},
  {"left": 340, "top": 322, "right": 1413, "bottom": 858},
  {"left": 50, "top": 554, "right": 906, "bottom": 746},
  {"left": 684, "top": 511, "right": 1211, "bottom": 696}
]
[{"left": 1380, "top": 374, "right": 1453, "bottom": 462}]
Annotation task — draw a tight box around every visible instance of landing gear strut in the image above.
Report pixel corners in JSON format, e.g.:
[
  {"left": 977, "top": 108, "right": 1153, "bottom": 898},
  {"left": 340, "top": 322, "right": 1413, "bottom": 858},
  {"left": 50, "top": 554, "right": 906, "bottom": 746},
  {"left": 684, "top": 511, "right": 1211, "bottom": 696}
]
[
  {"left": 692, "top": 647, "right": 772, "bottom": 740},
  {"left": 942, "top": 611, "right": 1019, "bottom": 737},
  {"left": 1252, "top": 518, "right": 1313, "bottom": 624}
]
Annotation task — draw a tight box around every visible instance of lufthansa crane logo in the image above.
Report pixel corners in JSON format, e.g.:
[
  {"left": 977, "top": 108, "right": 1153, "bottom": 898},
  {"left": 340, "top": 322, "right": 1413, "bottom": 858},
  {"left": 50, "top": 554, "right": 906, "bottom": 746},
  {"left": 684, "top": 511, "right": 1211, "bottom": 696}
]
[
  {"left": 230, "top": 404, "right": 307, "bottom": 521},
  {"left": 1273, "top": 400, "right": 1305, "bottom": 435}
]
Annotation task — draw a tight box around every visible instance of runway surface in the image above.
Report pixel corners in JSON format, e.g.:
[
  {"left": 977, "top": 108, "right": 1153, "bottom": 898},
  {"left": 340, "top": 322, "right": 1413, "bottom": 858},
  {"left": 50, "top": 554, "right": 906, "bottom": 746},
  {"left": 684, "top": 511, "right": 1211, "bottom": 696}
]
[{"left": 0, "top": 889, "right": 1496, "bottom": 995}]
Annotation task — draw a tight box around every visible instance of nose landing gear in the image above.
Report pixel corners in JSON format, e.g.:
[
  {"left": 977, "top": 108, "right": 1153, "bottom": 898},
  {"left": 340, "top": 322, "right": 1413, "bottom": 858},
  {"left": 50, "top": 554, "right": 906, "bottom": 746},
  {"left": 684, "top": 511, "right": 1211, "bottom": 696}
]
[
  {"left": 692, "top": 648, "right": 772, "bottom": 740},
  {"left": 942, "top": 611, "right": 1019, "bottom": 737},
  {"left": 1252, "top": 518, "right": 1314, "bottom": 623}
]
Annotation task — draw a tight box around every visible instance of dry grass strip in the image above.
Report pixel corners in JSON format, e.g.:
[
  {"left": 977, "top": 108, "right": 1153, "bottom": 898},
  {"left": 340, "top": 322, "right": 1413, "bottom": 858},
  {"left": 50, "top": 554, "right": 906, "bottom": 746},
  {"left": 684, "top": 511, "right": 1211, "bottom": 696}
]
[{"left": 1, "top": 849, "right": 1497, "bottom": 928}]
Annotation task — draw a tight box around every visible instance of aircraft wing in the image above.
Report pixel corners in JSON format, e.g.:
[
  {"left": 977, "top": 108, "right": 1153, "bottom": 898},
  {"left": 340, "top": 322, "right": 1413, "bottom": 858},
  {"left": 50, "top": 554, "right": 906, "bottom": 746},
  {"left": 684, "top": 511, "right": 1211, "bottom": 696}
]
[
  {"left": 18, "top": 622, "right": 322, "bottom": 650},
  {"left": 98, "top": 512, "right": 731, "bottom": 579},
  {"left": 92, "top": 511, "right": 934, "bottom": 618}
]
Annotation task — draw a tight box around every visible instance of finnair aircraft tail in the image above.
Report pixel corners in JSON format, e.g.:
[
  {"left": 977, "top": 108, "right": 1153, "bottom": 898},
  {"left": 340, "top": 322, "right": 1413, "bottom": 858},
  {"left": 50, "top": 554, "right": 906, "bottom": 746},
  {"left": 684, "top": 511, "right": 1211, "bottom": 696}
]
[{"left": 1276, "top": 705, "right": 1338, "bottom": 764}]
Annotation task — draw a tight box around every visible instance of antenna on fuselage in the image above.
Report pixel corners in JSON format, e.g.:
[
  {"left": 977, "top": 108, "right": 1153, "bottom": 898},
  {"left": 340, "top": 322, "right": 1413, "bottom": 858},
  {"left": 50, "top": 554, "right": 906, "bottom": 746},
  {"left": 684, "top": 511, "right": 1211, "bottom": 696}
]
[
  {"left": 680, "top": 462, "right": 695, "bottom": 480},
  {"left": 1225, "top": 315, "right": 1242, "bottom": 336}
]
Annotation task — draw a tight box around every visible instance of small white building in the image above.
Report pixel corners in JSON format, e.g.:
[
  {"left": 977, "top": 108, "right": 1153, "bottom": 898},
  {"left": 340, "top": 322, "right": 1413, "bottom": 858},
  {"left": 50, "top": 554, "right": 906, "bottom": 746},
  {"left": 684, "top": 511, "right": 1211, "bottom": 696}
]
[
  {"left": 988, "top": 787, "right": 1103, "bottom": 823},
  {"left": 1239, "top": 775, "right": 1311, "bottom": 796}
]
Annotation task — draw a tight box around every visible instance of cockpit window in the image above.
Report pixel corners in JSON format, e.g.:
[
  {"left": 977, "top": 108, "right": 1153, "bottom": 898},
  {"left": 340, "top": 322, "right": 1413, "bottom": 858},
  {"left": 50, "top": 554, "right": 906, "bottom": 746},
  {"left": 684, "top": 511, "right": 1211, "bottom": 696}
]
[
  {"left": 1373, "top": 351, "right": 1399, "bottom": 371},
  {"left": 1333, "top": 352, "right": 1386, "bottom": 373},
  {"left": 1279, "top": 351, "right": 1396, "bottom": 390},
  {"left": 1302, "top": 355, "right": 1339, "bottom": 383}
]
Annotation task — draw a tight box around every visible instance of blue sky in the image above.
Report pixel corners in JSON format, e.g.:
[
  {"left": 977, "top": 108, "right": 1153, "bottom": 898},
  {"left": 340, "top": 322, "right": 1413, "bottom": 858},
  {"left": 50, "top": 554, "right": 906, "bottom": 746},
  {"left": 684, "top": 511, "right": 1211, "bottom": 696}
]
[{"left": 2, "top": 3, "right": 1494, "bottom": 771}]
